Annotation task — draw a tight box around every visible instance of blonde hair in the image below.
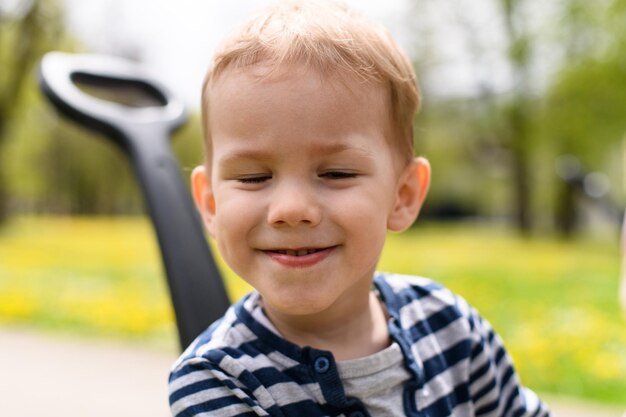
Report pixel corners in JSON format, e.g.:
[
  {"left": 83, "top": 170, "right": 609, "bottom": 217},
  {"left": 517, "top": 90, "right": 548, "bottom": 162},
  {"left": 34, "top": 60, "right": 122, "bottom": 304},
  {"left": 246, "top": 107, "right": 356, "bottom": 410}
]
[{"left": 201, "top": 0, "right": 420, "bottom": 163}]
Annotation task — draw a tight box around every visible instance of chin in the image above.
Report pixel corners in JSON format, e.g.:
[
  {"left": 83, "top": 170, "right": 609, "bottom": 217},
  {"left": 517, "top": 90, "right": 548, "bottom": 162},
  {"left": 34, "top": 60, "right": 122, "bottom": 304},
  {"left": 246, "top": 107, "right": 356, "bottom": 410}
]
[{"left": 264, "top": 293, "right": 335, "bottom": 316}]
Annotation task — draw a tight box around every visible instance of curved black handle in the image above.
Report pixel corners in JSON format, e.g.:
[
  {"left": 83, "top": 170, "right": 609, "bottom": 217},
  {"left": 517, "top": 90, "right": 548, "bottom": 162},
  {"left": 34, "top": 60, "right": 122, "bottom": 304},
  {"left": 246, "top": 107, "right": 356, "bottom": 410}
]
[
  {"left": 39, "top": 52, "right": 230, "bottom": 349},
  {"left": 39, "top": 51, "right": 187, "bottom": 148}
]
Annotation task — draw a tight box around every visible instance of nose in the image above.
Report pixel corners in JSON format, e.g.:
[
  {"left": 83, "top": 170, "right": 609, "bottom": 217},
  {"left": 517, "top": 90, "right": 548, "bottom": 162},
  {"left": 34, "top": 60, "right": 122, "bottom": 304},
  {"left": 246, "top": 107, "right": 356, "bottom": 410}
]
[{"left": 267, "top": 181, "right": 322, "bottom": 227}]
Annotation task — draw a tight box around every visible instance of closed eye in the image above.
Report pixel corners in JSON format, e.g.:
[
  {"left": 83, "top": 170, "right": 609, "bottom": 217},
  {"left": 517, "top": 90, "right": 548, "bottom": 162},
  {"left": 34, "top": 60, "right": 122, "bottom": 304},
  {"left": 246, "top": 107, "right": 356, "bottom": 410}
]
[
  {"left": 237, "top": 175, "right": 272, "bottom": 184},
  {"left": 319, "top": 171, "right": 358, "bottom": 180}
]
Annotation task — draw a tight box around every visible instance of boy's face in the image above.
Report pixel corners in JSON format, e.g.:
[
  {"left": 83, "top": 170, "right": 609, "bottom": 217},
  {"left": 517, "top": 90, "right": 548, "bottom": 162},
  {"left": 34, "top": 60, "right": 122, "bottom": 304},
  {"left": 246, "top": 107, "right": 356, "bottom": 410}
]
[{"left": 194, "top": 64, "right": 429, "bottom": 318}]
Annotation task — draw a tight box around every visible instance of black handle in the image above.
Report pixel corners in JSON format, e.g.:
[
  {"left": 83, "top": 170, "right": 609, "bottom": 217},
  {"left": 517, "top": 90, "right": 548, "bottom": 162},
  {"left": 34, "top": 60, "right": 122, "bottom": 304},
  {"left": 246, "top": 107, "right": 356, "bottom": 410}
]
[{"left": 39, "top": 52, "right": 230, "bottom": 349}]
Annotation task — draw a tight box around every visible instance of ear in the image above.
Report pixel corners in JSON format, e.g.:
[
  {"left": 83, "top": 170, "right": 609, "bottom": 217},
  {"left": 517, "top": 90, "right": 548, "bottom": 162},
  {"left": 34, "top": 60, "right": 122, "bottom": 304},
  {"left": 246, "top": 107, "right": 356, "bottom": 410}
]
[
  {"left": 387, "top": 157, "right": 431, "bottom": 232},
  {"left": 191, "top": 165, "right": 217, "bottom": 238}
]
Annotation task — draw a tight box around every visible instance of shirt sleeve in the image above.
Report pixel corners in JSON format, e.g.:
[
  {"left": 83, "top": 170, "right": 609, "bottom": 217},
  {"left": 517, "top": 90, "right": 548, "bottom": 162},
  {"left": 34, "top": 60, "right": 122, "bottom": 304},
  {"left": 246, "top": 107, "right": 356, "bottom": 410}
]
[
  {"left": 169, "top": 358, "right": 270, "bottom": 417},
  {"left": 462, "top": 299, "right": 551, "bottom": 417}
]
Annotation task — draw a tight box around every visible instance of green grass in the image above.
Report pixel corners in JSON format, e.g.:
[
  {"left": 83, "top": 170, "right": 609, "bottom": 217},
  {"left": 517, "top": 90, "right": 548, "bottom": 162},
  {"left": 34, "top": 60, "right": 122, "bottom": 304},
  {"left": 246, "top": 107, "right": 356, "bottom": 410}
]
[{"left": 0, "top": 216, "right": 624, "bottom": 405}]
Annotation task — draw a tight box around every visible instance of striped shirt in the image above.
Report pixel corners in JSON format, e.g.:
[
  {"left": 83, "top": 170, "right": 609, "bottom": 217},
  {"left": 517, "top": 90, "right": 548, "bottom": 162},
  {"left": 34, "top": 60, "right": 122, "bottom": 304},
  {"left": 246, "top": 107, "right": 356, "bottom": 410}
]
[{"left": 169, "top": 273, "right": 551, "bottom": 416}]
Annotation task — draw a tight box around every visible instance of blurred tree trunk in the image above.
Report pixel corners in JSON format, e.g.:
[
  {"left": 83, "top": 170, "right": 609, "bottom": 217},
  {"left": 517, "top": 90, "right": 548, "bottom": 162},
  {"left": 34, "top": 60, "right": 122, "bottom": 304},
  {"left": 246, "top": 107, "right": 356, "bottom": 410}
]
[
  {"left": 550, "top": 0, "right": 603, "bottom": 236},
  {"left": 500, "top": 0, "right": 535, "bottom": 233},
  {"left": 506, "top": 101, "right": 533, "bottom": 232},
  {"left": 414, "top": 0, "right": 538, "bottom": 232},
  {"left": 0, "top": 0, "right": 63, "bottom": 224},
  {"left": 555, "top": 175, "right": 578, "bottom": 236},
  {"left": 538, "top": 0, "right": 626, "bottom": 236}
]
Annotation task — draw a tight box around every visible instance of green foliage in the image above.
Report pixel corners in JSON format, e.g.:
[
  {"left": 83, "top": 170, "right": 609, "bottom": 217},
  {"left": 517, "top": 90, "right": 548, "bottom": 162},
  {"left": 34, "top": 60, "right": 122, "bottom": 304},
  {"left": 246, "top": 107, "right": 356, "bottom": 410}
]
[
  {"left": 171, "top": 113, "right": 206, "bottom": 176},
  {"left": 0, "top": 0, "right": 67, "bottom": 221},
  {"left": 414, "top": 0, "right": 626, "bottom": 233},
  {"left": 535, "top": 0, "right": 626, "bottom": 235},
  {"left": 541, "top": 0, "right": 626, "bottom": 163},
  {"left": 1, "top": 0, "right": 206, "bottom": 219},
  {"left": 2, "top": 0, "right": 626, "bottom": 236},
  {"left": 0, "top": 0, "right": 64, "bottom": 107},
  {"left": 7, "top": 108, "right": 142, "bottom": 214},
  {"left": 542, "top": 58, "right": 626, "bottom": 167},
  {"left": 417, "top": 99, "right": 502, "bottom": 218},
  {"left": 5, "top": 91, "right": 205, "bottom": 214}
]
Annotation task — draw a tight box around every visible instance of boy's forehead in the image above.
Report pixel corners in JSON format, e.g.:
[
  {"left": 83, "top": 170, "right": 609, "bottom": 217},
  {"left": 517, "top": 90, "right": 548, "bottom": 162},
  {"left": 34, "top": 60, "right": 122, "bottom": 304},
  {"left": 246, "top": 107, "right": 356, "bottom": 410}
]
[
  {"left": 209, "top": 62, "right": 383, "bottom": 102},
  {"left": 205, "top": 62, "right": 408, "bottom": 171},
  {"left": 208, "top": 64, "right": 390, "bottom": 136}
]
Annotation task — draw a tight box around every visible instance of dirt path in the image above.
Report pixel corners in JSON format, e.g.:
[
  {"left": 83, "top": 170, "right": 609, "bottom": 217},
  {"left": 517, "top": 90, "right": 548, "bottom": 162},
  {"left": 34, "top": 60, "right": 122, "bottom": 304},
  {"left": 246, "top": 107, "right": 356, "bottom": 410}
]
[
  {"left": 543, "top": 397, "right": 624, "bottom": 417},
  {"left": 0, "top": 326, "right": 623, "bottom": 417},
  {"left": 0, "top": 326, "right": 175, "bottom": 417}
]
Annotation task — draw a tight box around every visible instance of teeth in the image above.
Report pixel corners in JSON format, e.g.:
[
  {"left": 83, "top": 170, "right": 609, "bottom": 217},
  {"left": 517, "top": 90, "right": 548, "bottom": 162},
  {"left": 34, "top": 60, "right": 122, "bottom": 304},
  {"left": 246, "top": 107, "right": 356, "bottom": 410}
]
[{"left": 276, "top": 249, "right": 320, "bottom": 256}]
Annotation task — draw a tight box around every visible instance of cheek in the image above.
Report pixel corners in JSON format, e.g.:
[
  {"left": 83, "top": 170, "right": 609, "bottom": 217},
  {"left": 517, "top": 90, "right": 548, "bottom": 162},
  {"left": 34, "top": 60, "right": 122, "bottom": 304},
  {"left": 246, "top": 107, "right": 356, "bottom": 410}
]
[
  {"left": 213, "top": 211, "right": 252, "bottom": 281},
  {"left": 332, "top": 183, "right": 394, "bottom": 222},
  {"left": 331, "top": 190, "right": 390, "bottom": 248},
  {"left": 212, "top": 191, "right": 258, "bottom": 257},
  {"left": 214, "top": 188, "right": 261, "bottom": 223}
]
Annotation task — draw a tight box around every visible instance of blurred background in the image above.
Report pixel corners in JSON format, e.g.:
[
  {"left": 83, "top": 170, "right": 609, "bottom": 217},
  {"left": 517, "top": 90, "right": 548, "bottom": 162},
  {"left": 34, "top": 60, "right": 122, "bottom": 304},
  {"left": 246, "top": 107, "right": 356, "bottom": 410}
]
[{"left": 1, "top": 0, "right": 625, "bottom": 415}]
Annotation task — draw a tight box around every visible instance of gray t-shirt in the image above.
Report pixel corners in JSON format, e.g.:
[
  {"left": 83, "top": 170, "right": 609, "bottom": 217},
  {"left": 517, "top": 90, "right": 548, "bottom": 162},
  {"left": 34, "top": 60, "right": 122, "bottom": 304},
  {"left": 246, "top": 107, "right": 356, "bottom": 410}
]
[{"left": 338, "top": 342, "right": 410, "bottom": 416}]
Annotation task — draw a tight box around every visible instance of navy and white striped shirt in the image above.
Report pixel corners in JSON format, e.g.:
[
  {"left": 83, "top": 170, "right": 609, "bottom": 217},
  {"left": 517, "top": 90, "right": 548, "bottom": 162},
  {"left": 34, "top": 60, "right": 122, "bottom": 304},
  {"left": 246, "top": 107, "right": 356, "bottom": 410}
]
[{"left": 169, "top": 273, "right": 550, "bottom": 416}]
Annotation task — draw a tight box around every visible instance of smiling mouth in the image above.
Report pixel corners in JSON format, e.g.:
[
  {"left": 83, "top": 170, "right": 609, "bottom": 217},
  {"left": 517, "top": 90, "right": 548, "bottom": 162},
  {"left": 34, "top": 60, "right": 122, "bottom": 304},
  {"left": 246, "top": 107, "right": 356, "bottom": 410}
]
[
  {"left": 269, "top": 248, "right": 328, "bottom": 256},
  {"left": 264, "top": 246, "right": 336, "bottom": 267}
]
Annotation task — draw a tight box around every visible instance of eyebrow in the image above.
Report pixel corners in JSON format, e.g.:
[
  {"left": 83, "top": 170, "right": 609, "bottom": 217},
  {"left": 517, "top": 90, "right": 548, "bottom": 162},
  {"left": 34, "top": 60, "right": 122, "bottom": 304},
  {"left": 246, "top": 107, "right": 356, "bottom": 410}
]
[
  {"left": 217, "top": 149, "right": 272, "bottom": 165},
  {"left": 217, "top": 142, "right": 376, "bottom": 166}
]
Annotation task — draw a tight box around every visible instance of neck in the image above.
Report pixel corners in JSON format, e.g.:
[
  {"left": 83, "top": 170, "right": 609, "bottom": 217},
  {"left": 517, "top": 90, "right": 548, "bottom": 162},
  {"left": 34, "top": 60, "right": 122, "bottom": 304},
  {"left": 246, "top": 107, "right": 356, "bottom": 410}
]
[{"left": 262, "top": 290, "right": 390, "bottom": 361}]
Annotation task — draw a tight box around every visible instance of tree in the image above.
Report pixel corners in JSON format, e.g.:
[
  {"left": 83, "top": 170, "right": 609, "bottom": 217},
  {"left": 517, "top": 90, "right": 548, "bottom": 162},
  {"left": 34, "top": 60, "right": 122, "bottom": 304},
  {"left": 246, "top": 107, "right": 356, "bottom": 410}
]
[
  {"left": 496, "top": 0, "right": 537, "bottom": 232},
  {"left": 541, "top": 0, "right": 626, "bottom": 235},
  {"left": 0, "top": 0, "right": 63, "bottom": 223},
  {"left": 406, "top": 0, "right": 543, "bottom": 232}
]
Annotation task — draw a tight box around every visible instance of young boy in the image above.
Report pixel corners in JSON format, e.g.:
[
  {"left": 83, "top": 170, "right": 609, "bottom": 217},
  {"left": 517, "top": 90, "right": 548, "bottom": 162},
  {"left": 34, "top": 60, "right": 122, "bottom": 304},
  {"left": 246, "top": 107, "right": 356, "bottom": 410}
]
[{"left": 169, "top": 1, "right": 551, "bottom": 416}]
